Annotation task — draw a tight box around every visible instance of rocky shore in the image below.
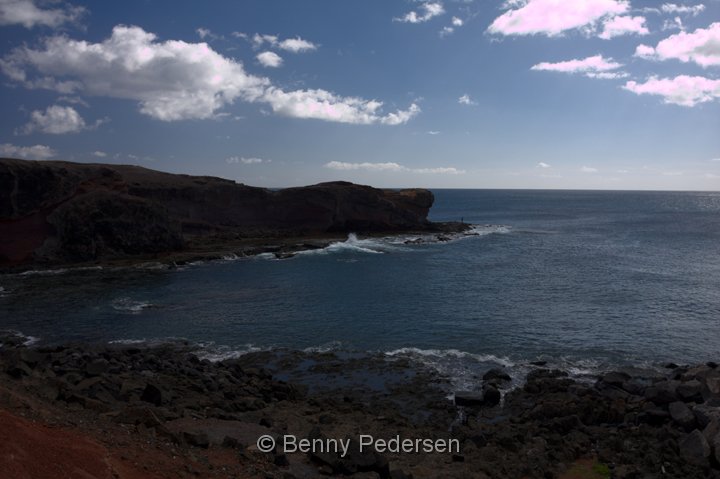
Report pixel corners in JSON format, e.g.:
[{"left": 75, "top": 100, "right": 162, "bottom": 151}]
[
  {"left": 1, "top": 333, "right": 719, "bottom": 478},
  {"left": 0, "top": 158, "right": 470, "bottom": 272}
]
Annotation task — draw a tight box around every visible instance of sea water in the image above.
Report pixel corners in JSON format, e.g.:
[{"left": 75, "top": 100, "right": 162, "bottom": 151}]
[{"left": 2, "top": 190, "right": 720, "bottom": 385}]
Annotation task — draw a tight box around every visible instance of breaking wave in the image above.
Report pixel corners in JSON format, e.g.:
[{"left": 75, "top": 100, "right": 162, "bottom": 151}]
[{"left": 111, "top": 297, "right": 153, "bottom": 314}]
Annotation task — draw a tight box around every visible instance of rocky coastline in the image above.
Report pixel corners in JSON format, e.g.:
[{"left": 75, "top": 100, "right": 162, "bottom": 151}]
[
  {"left": 0, "top": 158, "right": 470, "bottom": 272},
  {"left": 1, "top": 333, "right": 719, "bottom": 478}
]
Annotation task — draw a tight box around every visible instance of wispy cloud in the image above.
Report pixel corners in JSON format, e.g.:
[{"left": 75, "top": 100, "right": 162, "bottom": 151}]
[
  {"left": 581, "top": 166, "right": 599, "bottom": 173},
  {"left": 395, "top": 2, "right": 445, "bottom": 24},
  {"left": 660, "top": 3, "right": 705, "bottom": 16},
  {"left": 325, "top": 161, "right": 464, "bottom": 174},
  {"left": 531, "top": 55, "right": 624, "bottom": 78},
  {"left": 226, "top": 156, "right": 268, "bottom": 164},
  {"left": 458, "top": 94, "right": 477, "bottom": 105},
  {"left": 537, "top": 162, "right": 551, "bottom": 168}
]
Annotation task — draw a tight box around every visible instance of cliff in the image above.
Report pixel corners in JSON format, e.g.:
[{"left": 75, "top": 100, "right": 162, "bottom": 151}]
[{"left": 0, "top": 158, "right": 441, "bottom": 266}]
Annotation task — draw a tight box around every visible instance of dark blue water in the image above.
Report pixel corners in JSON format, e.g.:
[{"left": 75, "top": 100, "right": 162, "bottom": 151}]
[{"left": 2, "top": 190, "right": 720, "bottom": 382}]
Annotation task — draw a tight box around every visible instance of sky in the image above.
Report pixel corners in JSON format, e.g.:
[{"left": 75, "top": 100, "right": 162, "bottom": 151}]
[{"left": 0, "top": 0, "right": 719, "bottom": 190}]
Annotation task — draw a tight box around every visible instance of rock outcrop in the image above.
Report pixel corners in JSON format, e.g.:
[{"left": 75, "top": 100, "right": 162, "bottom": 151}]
[{"left": 0, "top": 158, "right": 444, "bottom": 266}]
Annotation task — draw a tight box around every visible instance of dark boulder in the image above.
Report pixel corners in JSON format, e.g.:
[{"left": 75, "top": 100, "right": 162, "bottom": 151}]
[
  {"left": 483, "top": 368, "right": 511, "bottom": 382},
  {"left": 454, "top": 391, "right": 485, "bottom": 407},
  {"left": 140, "top": 384, "right": 163, "bottom": 406},
  {"left": 482, "top": 385, "right": 502, "bottom": 407},
  {"left": 669, "top": 401, "right": 696, "bottom": 431},
  {"left": 678, "top": 429, "right": 710, "bottom": 467}
]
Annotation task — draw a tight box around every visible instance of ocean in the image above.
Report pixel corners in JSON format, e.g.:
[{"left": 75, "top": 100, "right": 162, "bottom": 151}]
[{"left": 2, "top": 189, "right": 720, "bottom": 387}]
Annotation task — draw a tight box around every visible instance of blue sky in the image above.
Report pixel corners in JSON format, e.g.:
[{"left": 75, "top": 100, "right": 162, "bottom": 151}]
[{"left": 0, "top": 0, "right": 718, "bottom": 190}]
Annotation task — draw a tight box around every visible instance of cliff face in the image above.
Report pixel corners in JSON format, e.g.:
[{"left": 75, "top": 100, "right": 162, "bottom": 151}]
[{"left": 0, "top": 158, "right": 435, "bottom": 266}]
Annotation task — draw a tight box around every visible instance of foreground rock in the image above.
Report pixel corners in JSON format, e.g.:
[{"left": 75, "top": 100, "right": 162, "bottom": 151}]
[
  {"left": 1, "top": 336, "right": 719, "bottom": 478},
  {"left": 0, "top": 158, "right": 467, "bottom": 268}
]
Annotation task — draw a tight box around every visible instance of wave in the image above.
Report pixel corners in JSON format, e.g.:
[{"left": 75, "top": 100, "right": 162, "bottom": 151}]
[
  {"left": 107, "top": 338, "right": 148, "bottom": 345},
  {"left": 18, "top": 266, "right": 103, "bottom": 276},
  {"left": 110, "top": 297, "right": 153, "bottom": 314},
  {"left": 258, "top": 226, "right": 512, "bottom": 260},
  {"left": 196, "top": 343, "right": 266, "bottom": 362},
  {"left": 0, "top": 330, "right": 40, "bottom": 348}
]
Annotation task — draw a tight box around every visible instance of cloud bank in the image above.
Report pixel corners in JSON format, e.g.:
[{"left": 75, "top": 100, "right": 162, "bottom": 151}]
[
  {"left": 0, "top": 25, "right": 418, "bottom": 125},
  {"left": 0, "top": 142, "right": 55, "bottom": 159}
]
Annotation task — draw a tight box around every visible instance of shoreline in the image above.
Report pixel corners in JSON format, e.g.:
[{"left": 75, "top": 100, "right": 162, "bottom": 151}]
[
  {"left": 1, "top": 334, "right": 719, "bottom": 478},
  {"left": 0, "top": 221, "right": 474, "bottom": 276}
]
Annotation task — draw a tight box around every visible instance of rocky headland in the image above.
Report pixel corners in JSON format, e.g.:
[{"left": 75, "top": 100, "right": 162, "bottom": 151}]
[
  {"left": 1, "top": 333, "right": 719, "bottom": 478},
  {"left": 0, "top": 158, "right": 468, "bottom": 270}
]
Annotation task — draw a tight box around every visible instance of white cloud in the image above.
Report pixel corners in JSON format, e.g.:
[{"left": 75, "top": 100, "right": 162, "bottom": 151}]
[
  {"left": 257, "top": 51, "right": 283, "bottom": 68},
  {"left": 196, "top": 27, "right": 211, "bottom": 39},
  {"left": 581, "top": 166, "right": 599, "bottom": 173},
  {"left": 440, "top": 26, "right": 455, "bottom": 36},
  {"left": 395, "top": 2, "right": 445, "bottom": 23},
  {"left": 488, "top": 0, "right": 629, "bottom": 37},
  {"left": 92, "top": 150, "right": 107, "bottom": 157},
  {"left": 57, "top": 95, "right": 88, "bottom": 107},
  {"left": 250, "top": 34, "right": 317, "bottom": 53},
  {"left": 633, "top": 23, "right": 720, "bottom": 67},
  {"left": 634, "top": 44, "right": 657, "bottom": 57},
  {"left": 325, "top": 161, "right": 463, "bottom": 174},
  {"left": 661, "top": 3, "right": 705, "bottom": 16},
  {"left": 662, "top": 16, "right": 684, "bottom": 32},
  {"left": 1, "top": 25, "right": 417, "bottom": 125},
  {"left": 585, "top": 72, "right": 629, "bottom": 79},
  {"left": 599, "top": 15, "right": 648, "bottom": 39},
  {"left": 252, "top": 33, "right": 279, "bottom": 48},
  {"left": 0, "top": 0, "right": 84, "bottom": 28},
  {"left": 426, "top": 130, "right": 441, "bottom": 135},
  {"left": 537, "top": 162, "right": 551, "bottom": 168},
  {"left": 458, "top": 94, "right": 477, "bottom": 105},
  {"left": 278, "top": 37, "right": 317, "bottom": 52},
  {"left": 531, "top": 55, "right": 624, "bottom": 78},
  {"left": 0, "top": 142, "right": 56, "bottom": 159},
  {"left": 441, "top": 16, "right": 464, "bottom": 36},
  {"left": 623, "top": 75, "right": 720, "bottom": 106},
  {"left": 711, "top": 158, "right": 720, "bottom": 162},
  {"left": 20, "top": 105, "right": 91, "bottom": 134},
  {"left": 226, "top": 156, "right": 267, "bottom": 164},
  {"left": 262, "top": 88, "right": 420, "bottom": 125},
  {"left": 0, "top": 25, "right": 269, "bottom": 121}
]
